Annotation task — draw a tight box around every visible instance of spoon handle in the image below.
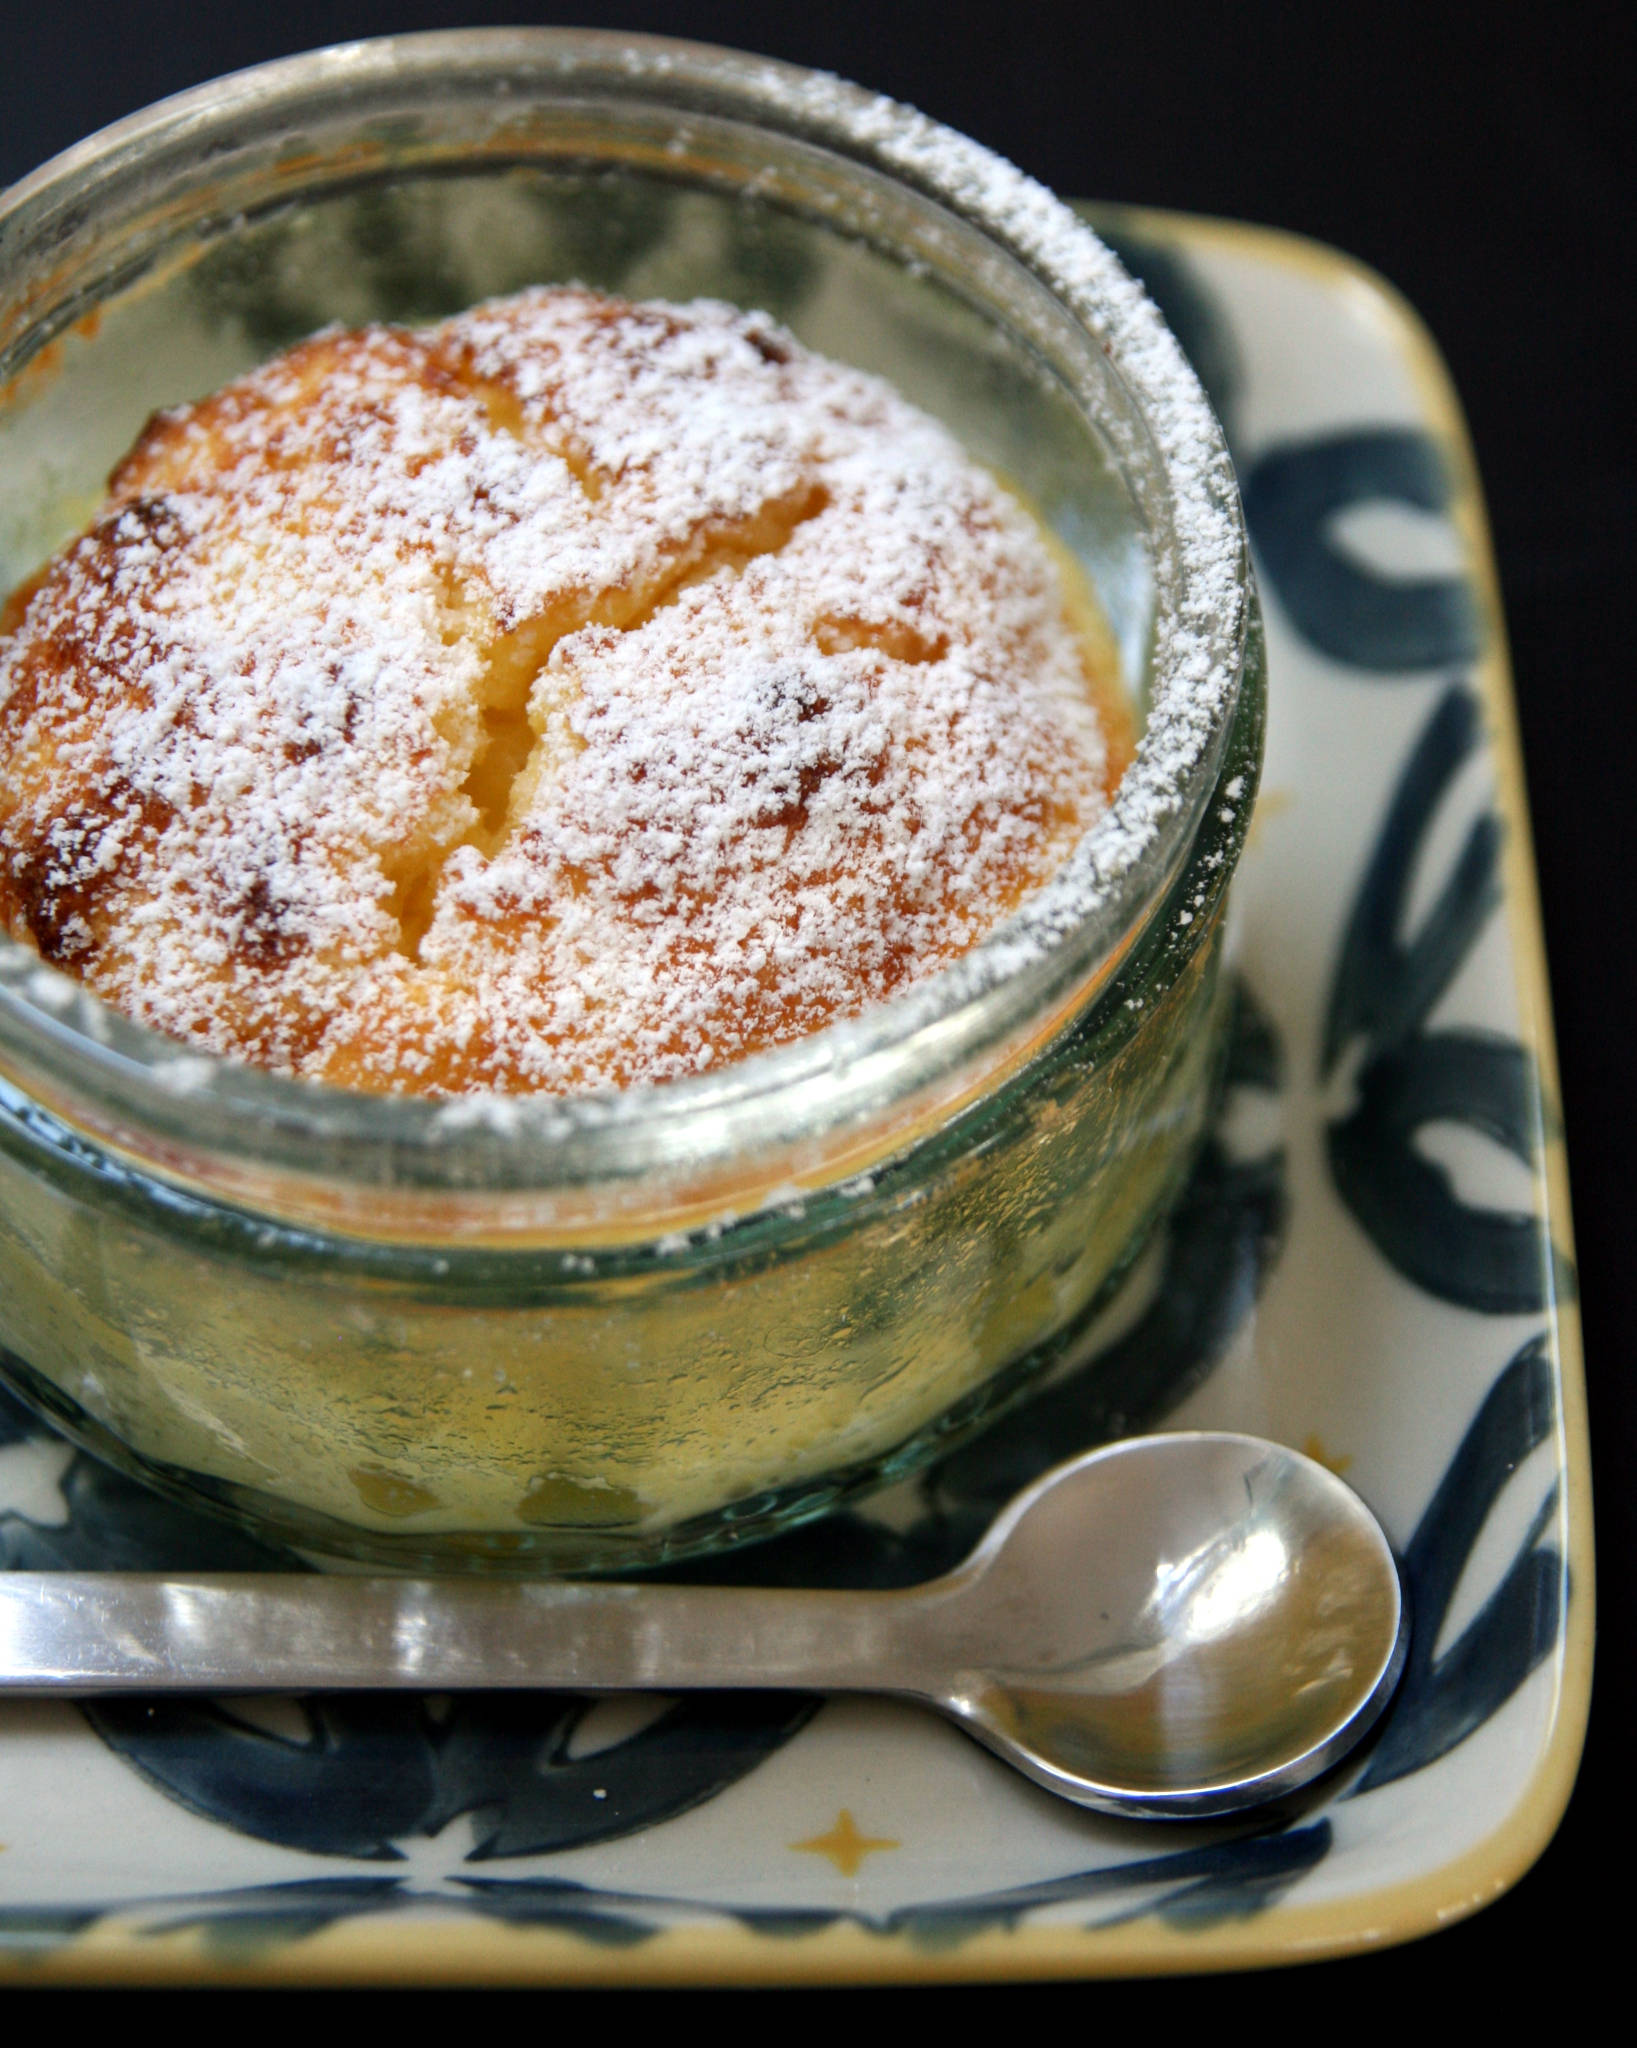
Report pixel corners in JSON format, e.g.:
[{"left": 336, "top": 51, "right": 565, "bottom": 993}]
[{"left": 0, "top": 1570, "right": 938, "bottom": 1696}]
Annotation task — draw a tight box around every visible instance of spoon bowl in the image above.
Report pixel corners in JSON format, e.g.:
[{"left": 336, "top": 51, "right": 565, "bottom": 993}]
[
  {"left": 931, "top": 1434, "right": 1408, "bottom": 1816},
  {"left": 0, "top": 1432, "right": 1407, "bottom": 1820}
]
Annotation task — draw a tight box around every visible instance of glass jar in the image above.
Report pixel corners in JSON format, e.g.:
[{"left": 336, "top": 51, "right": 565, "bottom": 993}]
[{"left": 0, "top": 30, "right": 1263, "bottom": 1570}]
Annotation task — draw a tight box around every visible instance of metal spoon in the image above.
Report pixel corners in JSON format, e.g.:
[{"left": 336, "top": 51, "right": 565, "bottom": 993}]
[{"left": 0, "top": 1432, "right": 1406, "bottom": 1818}]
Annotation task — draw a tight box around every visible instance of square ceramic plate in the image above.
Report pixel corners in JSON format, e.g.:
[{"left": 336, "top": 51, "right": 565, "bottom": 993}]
[{"left": 0, "top": 208, "right": 1590, "bottom": 1986}]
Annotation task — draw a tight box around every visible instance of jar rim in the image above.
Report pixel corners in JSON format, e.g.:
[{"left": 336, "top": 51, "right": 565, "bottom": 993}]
[{"left": 0, "top": 27, "right": 1250, "bottom": 1215}]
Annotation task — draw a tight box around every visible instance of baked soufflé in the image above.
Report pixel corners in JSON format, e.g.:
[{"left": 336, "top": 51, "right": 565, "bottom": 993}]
[{"left": 0, "top": 289, "right": 1128, "bottom": 1094}]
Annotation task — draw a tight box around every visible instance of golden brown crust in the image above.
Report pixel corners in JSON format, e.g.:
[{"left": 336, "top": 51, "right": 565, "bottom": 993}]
[{"left": 0, "top": 288, "right": 1124, "bottom": 1095}]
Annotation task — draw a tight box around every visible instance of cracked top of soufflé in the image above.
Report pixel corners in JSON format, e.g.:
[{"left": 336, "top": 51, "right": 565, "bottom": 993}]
[{"left": 0, "top": 287, "right": 1129, "bottom": 1095}]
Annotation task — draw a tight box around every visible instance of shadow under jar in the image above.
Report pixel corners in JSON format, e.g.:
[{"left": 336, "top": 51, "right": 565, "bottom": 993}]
[{"left": 0, "top": 31, "right": 1263, "bottom": 1571}]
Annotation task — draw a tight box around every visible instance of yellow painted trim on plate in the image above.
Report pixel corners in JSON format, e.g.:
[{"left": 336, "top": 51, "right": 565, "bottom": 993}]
[{"left": 0, "top": 211, "right": 1593, "bottom": 1990}]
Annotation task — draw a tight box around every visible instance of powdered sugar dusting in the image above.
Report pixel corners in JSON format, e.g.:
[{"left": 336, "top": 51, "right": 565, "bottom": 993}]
[
  {"left": 746, "top": 61, "right": 1246, "bottom": 886},
  {"left": 0, "top": 288, "right": 1119, "bottom": 1094}
]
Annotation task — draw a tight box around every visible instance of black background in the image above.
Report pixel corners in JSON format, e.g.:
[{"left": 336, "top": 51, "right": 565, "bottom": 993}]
[{"left": 0, "top": 0, "right": 1629, "bottom": 2003}]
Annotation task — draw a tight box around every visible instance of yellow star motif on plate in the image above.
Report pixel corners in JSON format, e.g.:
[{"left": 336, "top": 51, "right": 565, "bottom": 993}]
[
  {"left": 790, "top": 1809, "right": 900, "bottom": 1876},
  {"left": 1302, "top": 1433, "right": 1353, "bottom": 1476}
]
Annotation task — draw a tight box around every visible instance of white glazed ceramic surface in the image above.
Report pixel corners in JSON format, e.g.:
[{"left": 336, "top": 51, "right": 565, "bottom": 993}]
[{"left": 0, "top": 212, "right": 1589, "bottom": 1985}]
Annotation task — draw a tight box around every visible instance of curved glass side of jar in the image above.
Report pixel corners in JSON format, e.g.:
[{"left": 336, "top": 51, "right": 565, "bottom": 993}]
[
  {"left": 0, "top": 32, "right": 1262, "bottom": 1570},
  {"left": 0, "top": 611, "right": 1264, "bottom": 1571}
]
